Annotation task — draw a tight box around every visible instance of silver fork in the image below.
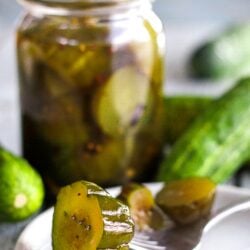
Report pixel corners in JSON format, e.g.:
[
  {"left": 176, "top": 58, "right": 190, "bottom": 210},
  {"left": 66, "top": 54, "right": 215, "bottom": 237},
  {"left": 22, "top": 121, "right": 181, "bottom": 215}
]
[{"left": 129, "top": 233, "right": 166, "bottom": 250}]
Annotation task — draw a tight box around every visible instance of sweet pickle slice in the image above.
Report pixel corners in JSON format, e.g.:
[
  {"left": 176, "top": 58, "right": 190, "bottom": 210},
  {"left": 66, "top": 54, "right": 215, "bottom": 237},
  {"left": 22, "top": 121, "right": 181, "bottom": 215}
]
[
  {"left": 155, "top": 178, "right": 216, "bottom": 225},
  {"left": 50, "top": 139, "right": 126, "bottom": 185},
  {"left": 52, "top": 181, "right": 103, "bottom": 250},
  {"left": 19, "top": 38, "right": 111, "bottom": 90},
  {"left": 44, "top": 45, "right": 111, "bottom": 87},
  {"left": 144, "top": 19, "right": 165, "bottom": 87},
  {"left": 38, "top": 92, "right": 87, "bottom": 146},
  {"left": 118, "top": 183, "right": 167, "bottom": 231},
  {"left": 17, "top": 39, "right": 76, "bottom": 93},
  {"left": 79, "top": 139, "right": 126, "bottom": 184},
  {"left": 93, "top": 66, "right": 150, "bottom": 136},
  {"left": 52, "top": 181, "right": 134, "bottom": 250}
]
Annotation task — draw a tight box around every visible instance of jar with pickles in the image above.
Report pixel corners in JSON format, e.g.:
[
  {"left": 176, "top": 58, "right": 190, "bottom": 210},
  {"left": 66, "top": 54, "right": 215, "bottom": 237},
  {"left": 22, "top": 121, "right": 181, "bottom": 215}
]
[{"left": 16, "top": 0, "right": 166, "bottom": 196}]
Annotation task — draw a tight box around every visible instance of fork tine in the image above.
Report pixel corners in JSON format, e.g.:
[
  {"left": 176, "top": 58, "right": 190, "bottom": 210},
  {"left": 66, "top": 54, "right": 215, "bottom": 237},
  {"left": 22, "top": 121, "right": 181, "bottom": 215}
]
[
  {"left": 129, "top": 233, "right": 166, "bottom": 250},
  {"left": 131, "top": 240, "right": 166, "bottom": 250},
  {"left": 129, "top": 242, "right": 150, "bottom": 250},
  {"left": 133, "top": 234, "right": 150, "bottom": 240},
  {"left": 133, "top": 238, "right": 159, "bottom": 246}
]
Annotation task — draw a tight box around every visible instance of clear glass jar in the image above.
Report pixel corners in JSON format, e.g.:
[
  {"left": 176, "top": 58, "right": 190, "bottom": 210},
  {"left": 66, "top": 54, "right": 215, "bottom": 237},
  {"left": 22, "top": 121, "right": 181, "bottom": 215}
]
[{"left": 16, "top": 0, "right": 165, "bottom": 195}]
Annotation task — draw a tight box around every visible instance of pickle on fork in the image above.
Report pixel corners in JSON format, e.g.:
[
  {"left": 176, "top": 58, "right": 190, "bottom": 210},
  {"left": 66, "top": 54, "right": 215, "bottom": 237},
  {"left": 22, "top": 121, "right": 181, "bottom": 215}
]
[
  {"left": 156, "top": 178, "right": 216, "bottom": 225},
  {"left": 52, "top": 181, "right": 134, "bottom": 250}
]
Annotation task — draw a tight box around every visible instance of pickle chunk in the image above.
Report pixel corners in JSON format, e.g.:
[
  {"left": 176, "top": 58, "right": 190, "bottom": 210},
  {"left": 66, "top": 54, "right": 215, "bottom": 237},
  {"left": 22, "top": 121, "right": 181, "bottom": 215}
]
[
  {"left": 118, "top": 183, "right": 167, "bottom": 231},
  {"left": 52, "top": 181, "right": 134, "bottom": 250},
  {"left": 155, "top": 178, "right": 216, "bottom": 225},
  {"left": 94, "top": 66, "right": 150, "bottom": 136}
]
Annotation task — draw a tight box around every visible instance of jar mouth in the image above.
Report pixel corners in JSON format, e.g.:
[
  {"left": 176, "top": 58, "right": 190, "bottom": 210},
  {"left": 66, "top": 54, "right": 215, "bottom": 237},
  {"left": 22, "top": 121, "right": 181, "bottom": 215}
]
[
  {"left": 18, "top": 0, "right": 153, "bottom": 16},
  {"left": 22, "top": 0, "right": 138, "bottom": 7}
]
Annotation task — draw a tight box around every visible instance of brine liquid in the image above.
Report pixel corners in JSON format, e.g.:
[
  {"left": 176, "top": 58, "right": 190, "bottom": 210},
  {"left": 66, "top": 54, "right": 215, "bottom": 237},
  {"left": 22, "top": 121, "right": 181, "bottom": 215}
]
[{"left": 17, "top": 15, "right": 165, "bottom": 195}]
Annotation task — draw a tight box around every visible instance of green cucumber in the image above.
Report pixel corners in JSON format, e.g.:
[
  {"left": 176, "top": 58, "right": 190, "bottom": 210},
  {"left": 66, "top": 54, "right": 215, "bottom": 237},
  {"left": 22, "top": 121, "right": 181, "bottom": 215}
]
[
  {"left": 191, "top": 24, "right": 250, "bottom": 79},
  {"left": 157, "top": 77, "right": 250, "bottom": 183},
  {"left": 0, "top": 147, "right": 44, "bottom": 222},
  {"left": 163, "top": 96, "right": 213, "bottom": 145}
]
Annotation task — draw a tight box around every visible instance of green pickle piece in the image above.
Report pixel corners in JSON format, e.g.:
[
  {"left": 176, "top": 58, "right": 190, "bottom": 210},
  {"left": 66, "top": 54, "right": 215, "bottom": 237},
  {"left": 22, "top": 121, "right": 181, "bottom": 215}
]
[
  {"left": 39, "top": 98, "right": 87, "bottom": 145},
  {"left": 144, "top": 18, "right": 165, "bottom": 87},
  {"left": 18, "top": 20, "right": 112, "bottom": 89},
  {"left": 21, "top": 39, "right": 111, "bottom": 89},
  {"left": 78, "top": 139, "right": 126, "bottom": 184},
  {"left": 94, "top": 66, "right": 150, "bottom": 136},
  {"left": 35, "top": 76, "right": 88, "bottom": 145},
  {"left": 118, "top": 183, "right": 167, "bottom": 231},
  {"left": 52, "top": 181, "right": 134, "bottom": 250},
  {"left": 50, "top": 139, "right": 126, "bottom": 185},
  {"left": 25, "top": 65, "right": 88, "bottom": 146},
  {"left": 45, "top": 45, "right": 111, "bottom": 88},
  {"left": 155, "top": 178, "right": 216, "bottom": 225}
]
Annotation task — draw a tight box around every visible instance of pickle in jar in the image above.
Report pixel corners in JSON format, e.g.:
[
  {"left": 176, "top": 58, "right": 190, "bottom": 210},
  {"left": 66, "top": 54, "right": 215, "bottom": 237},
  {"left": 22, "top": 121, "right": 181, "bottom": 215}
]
[
  {"left": 50, "top": 138, "right": 127, "bottom": 186},
  {"left": 93, "top": 66, "right": 151, "bottom": 136},
  {"left": 18, "top": 22, "right": 113, "bottom": 90}
]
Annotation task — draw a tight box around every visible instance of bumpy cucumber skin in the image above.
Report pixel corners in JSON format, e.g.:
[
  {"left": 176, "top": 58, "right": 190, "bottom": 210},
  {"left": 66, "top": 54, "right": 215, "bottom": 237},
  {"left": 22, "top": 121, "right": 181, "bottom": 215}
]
[
  {"left": 0, "top": 147, "right": 44, "bottom": 222},
  {"left": 157, "top": 78, "right": 250, "bottom": 183},
  {"left": 163, "top": 96, "right": 213, "bottom": 145},
  {"left": 191, "top": 25, "right": 250, "bottom": 79}
]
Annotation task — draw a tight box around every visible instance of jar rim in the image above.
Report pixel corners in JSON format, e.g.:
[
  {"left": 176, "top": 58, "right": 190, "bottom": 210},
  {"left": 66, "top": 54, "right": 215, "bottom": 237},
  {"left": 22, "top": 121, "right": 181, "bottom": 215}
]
[
  {"left": 18, "top": 0, "right": 153, "bottom": 16},
  {"left": 18, "top": 0, "right": 154, "bottom": 10}
]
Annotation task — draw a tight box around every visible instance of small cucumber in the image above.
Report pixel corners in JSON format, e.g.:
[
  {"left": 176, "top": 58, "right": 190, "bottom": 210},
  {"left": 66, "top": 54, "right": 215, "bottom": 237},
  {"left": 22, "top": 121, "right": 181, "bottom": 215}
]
[
  {"left": 0, "top": 147, "right": 44, "bottom": 222},
  {"left": 157, "top": 77, "right": 250, "bottom": 183},
  {"left": 191, "top": 24, "right": 250, "bottom": 79}
]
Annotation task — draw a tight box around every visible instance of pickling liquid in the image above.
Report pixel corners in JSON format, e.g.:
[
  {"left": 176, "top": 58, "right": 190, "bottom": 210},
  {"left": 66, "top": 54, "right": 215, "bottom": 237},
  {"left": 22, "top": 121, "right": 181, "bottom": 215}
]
[{"left": 17, "top": 14, "right": 165, "bottom": 196}]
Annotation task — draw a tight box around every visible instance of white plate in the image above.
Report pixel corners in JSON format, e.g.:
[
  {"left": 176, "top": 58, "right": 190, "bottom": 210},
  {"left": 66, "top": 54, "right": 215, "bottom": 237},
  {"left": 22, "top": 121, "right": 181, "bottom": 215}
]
[{"left": 15, "top": 183, "right": 250, "bottom": 250}]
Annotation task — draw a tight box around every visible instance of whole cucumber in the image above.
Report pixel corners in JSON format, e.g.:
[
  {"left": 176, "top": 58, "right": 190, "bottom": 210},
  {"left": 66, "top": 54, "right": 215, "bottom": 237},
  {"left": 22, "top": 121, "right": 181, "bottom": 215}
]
[
  {"left": 191, "top": 24, "right": 250, "bottom": 79},
  {"left": 157, "top": 77, "right": 250, "bottom": 183},
  {"left": 163, "top": 96, "right": 213, "bottom": 145}
]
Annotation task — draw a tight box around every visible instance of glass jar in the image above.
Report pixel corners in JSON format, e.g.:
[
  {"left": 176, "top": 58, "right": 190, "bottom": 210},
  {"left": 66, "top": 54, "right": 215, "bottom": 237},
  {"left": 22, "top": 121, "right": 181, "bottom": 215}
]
[{"left": 16, "top": 0, "right": 165, "bottom": 195}]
